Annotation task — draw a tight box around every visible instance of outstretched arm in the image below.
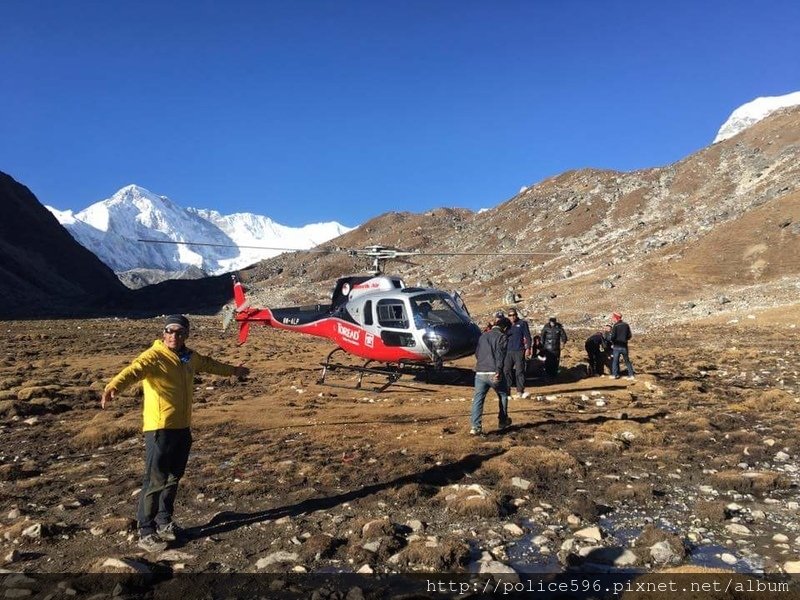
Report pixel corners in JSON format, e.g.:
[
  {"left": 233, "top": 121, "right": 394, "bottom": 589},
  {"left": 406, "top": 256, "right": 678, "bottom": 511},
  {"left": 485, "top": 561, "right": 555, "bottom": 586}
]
[{"left": 100, "top": 349, "right": 157, "bottom": 409}]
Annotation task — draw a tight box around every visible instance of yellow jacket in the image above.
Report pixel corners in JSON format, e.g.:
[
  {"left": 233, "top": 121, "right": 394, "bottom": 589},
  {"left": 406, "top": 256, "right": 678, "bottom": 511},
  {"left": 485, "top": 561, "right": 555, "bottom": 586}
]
[{"left": 105, "top": 339, "right": 237, "bottom": 431}]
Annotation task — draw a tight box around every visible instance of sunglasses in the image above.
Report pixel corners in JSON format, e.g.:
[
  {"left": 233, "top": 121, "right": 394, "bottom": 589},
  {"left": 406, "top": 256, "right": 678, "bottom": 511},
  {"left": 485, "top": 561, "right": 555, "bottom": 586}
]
[{"left": 164, "top": 328, "right": 187, "bottom": 336}]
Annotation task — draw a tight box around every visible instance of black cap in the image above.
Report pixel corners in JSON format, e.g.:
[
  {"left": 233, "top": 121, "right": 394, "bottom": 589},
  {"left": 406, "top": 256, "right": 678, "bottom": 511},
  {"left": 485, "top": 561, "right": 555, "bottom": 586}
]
[{"left": 165, "top": 314, "right": 190, "bottom": 330}]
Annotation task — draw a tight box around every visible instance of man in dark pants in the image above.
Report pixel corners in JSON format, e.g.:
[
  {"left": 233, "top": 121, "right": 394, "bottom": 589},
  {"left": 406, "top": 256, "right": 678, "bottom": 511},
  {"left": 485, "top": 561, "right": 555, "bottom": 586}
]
[
  {"left": 470, "top": 317, "right": 511, "bottom": 435},
  {"left": 540, "top": 317, "right": 568, "bottom": 379},
  {"left": 609, "top": 312, "right": 636, "bottom": 380},
  {"left": 585, "top": 324, "right": 612, "bottom": 376},
  {"left": 503, "top": 309, "right": 532, "bottom": 399},
  {"left": 101, "top": 315, "right": 249, "bottom": 553}
]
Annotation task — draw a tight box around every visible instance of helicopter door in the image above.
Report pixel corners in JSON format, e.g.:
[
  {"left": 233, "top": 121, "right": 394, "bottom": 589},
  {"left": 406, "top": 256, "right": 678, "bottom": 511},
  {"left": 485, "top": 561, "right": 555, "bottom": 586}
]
[
  {"left": 375, "top": 298, "right": 415, "bottom": 347},
  {"left": 452, "top": 291, "right": 471, "bottom": 317}
]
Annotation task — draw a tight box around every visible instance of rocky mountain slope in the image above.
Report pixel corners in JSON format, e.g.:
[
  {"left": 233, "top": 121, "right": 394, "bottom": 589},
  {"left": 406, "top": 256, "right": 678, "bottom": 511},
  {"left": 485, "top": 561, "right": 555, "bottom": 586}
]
[
  {"left": 2, "top": 104, "right": 798, "bottom": 326},
  {"left": 0, "top": 172, "right": 127, "bottom": 316},
  {"left": 0, "top": 174, "right": 243, "bottom": 319},
  {"left": 236, "top": 105, "right": 800, "bottom": 330}
]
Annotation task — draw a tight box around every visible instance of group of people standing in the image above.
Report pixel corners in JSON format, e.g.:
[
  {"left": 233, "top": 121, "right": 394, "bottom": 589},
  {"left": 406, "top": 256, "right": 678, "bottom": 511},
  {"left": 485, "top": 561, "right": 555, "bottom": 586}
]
[
  {"left": 583, "top": 312, "right": 636, "bottom": 380},
  {"left": 470, "top": 309, "right": 635, "bottom": 436},
  {"left": 101, "top": 308, "right": 638, "bottom": 550}
]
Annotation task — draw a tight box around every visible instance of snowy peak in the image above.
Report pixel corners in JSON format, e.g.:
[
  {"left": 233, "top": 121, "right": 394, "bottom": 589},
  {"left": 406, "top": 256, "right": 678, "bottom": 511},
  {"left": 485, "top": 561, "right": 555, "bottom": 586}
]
[
  {"left": 714, "top": 91, "right": 800, "bottom": 143},
  {"left": 48, "top": 185, "right": 354, "bottom": 278}
]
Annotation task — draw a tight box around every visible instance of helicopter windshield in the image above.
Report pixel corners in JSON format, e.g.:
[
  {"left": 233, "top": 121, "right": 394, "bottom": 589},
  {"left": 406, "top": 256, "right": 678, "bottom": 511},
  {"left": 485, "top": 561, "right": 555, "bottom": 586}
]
[{"left": 410, "top": 293, "right": 470, "bottom": 329}]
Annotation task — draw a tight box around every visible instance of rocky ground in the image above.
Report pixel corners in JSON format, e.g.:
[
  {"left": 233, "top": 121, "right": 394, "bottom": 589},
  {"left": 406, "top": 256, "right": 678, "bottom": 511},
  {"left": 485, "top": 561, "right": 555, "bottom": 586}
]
[{"left": 1, "top": 305, "right": 799, "bottom": 583}]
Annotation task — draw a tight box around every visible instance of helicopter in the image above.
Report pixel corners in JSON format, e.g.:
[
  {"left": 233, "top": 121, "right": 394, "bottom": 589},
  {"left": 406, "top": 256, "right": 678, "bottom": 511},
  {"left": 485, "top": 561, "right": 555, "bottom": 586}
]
[{"left": 139, "top": 241, "right": 556, "bottom": 391}]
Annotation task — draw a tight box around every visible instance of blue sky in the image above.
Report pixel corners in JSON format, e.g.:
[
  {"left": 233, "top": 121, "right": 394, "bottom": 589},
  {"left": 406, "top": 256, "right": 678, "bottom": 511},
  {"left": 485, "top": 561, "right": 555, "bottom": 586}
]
[{"left": 1, "top": 1, "right": 798, "bottom": 227}]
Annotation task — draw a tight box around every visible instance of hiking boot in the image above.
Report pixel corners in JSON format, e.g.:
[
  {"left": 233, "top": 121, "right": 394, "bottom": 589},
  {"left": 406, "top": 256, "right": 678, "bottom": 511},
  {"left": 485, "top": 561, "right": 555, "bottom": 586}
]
[
  {"left": 156, "top": 521, "right": 183, "bottom": 542},
  {"left": 469, "top": 427, "right": 484, "bottom": 436},
  {"left": 626, "top": 376, "right": 635, "bottom": 381},
  {"left": 498, "top": 418, "right": 512, "bottom": 431},
  {"left": 137, "top": 533, "right": 168, "bottom": 553},
  {"left": 520, "top": 391, "right": 530, "bottom": 399}
]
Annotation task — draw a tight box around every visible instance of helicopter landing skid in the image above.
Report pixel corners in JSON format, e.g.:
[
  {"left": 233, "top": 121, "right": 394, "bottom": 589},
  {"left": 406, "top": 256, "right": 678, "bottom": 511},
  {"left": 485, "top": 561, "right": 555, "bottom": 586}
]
[{"left": 318, "top": 348, "right": 408, "bottom": 393}]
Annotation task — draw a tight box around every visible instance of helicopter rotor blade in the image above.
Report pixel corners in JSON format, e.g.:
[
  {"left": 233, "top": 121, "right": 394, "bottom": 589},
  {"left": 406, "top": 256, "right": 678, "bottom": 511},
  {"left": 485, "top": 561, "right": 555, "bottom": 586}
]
[
  {"left": 136, "top": 238, "right": 337, "bottom": 252},
  {"left": 409, "top": 250, "right": 561, "bottom": 256}
]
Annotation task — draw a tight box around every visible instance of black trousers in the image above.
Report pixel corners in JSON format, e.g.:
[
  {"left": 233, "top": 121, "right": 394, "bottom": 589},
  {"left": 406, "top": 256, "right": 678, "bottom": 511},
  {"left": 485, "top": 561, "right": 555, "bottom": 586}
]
[
  {"left": 137, "top": 428, "right": 192, "bottom": 536},
  {"left": 543, "top": 349, "right": 561, "bottom": 378},
  {"left": 503, "top": 349, "right": 527, "bottom": 393},
  {"left": 585, "top": 344, "right": 607, "bottom": 376}
]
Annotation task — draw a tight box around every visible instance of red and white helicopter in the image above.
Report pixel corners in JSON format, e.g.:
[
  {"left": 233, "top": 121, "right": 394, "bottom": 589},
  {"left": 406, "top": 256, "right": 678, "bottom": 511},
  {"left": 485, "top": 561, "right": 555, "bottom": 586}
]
[
  {"left": 229, "top": 245, "right": 490, "bottom": 391},
  {"left": 141, "top": 241, "right": 553, "bottom": 391}
]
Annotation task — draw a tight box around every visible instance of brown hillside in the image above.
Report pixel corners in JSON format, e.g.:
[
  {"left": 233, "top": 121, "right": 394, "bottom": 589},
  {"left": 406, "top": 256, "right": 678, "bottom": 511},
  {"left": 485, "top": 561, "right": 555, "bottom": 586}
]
[{"left": 236, "top": 106, "right": 800, "bottom": 330}]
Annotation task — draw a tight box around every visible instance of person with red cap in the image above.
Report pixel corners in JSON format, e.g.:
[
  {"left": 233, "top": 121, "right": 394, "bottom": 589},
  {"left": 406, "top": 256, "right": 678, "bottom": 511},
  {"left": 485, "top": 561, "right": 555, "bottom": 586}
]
[
  {"left": 608, "top": 312, "right": 635, "bottom": 380},
  {"left": 100, "top": 314, "right": 250, "bottom": 553}
]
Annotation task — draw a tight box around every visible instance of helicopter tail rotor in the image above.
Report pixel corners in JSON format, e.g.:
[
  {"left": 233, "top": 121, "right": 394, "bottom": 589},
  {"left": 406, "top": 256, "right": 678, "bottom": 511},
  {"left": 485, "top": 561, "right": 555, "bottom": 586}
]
[
  {"left": 238, "top": 321, "right": 251, "bottom": 345},
  {"left": 232, "top": 275, "right": 248, "bottom": 309}
]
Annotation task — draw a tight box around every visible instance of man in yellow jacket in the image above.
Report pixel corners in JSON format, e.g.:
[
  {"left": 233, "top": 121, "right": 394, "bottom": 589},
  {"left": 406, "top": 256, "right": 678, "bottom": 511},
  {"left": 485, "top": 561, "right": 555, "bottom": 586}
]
[{"left": 101, "top": 314, "right": 249, "bottom": 553}]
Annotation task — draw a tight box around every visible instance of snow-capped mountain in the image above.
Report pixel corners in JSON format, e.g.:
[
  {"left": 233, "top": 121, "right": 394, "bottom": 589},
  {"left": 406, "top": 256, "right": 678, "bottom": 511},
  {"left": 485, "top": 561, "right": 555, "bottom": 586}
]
[
  {"left": 47, "top": 185, "right": 353, "bottom": 276},
  {"left": 714, "top": 91, "right": 800, "bottom": 143}
]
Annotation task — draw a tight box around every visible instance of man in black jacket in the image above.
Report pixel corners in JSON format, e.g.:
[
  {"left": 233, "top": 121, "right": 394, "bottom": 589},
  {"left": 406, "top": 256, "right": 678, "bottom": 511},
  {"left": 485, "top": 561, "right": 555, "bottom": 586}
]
[
  {"left": 503, "top": 309, "right": 532, "bottom": 399},
  {"left": 585, "top": 324, "right": 612, "bottom": 376},
  {"left": 609, "top": 312, "right": 635, "bottom": 380},
  {"left": 540, "top": 317, "right": 568, "bottom": 378},
  {"left": 470, "top": 317, "right": 511, "bottom": 435}
]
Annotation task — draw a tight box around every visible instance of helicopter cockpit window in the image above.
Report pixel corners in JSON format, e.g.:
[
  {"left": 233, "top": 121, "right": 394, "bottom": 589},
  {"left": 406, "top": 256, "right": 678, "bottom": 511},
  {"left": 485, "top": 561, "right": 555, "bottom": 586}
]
[
  {"left": 411, "top": 293, "right": 470, "bottom": 328},
  {"left": 376, "top": 299, "right": 409, "bottom": 330}
]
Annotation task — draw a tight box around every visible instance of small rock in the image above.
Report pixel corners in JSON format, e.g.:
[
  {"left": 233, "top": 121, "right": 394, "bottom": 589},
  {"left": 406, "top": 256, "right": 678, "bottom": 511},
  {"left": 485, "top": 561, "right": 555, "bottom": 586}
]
[
  {"left": 255, "top": 551, "right": 299, "bottom": 569},
  {"left": 356, "top": 564, "right": 373, "bottom": 574},
  {"left": 362, "top": 541, "right": 381, "bottom": 553},
  {"left": 650, "top": 541, "right": 681, "bottom": 565},
  {"left": 566, "top": 514, "right": 582, "bottom": 527},
  {"left": 406, "top": 519, "right": 425, "bottom": 532},
  {"left": 21, "top": 523, "right": 43, "bottom": 539},
  {"left": 2, "top": 575, "right": 35, "bottom": 587},
  {"left": 531, "top": 535, "right": 549, "bottom": 545},
  {"left": 773, "top": 534, "right": 789, "bottom": 543},
  {"left": 784, "top": 561, "right": 800, "bottom": 574},
  {"left": 720, "top": 553, "right": 738, "bottom": 565},
  {"left": 503, "top": 523, "right": 524, "bottom": 537},
  {"left": 725, "top": 523, "right": 752, "bottom": 536},
  {"left": 346, "top": 587, "right": 365, "bottom": 600},
  {"left": 574, "top": 526, "right": 603, "bottom": 542},
  {"left": 101, "top": 558, "right": 151, "bottom": 573},
  {"left": 611, "top": 549, "right": 639, "bottom": 567},
  {"left": 478, "top": 560, "right": 518, "bottom": 577},
  {"left": 157, "top": 550, "right": 196, "bottom": 562},
  {"left": 511, "top": 477, "right": 531, "bottom": 490}
]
